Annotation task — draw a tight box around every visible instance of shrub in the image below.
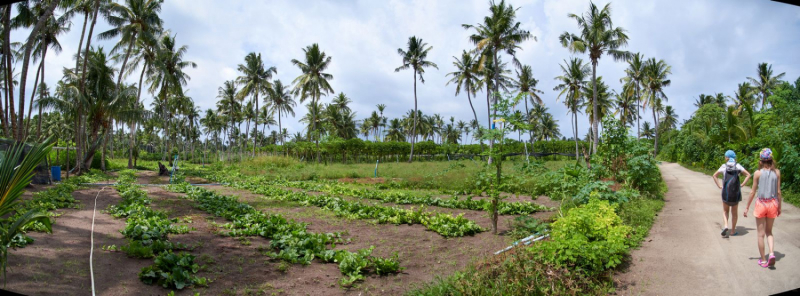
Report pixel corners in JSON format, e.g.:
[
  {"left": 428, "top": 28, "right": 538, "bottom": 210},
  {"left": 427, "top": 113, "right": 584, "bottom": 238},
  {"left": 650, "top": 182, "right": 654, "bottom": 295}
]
[{"left": 536, "top": 199, "right": 631, "bottom": 275}]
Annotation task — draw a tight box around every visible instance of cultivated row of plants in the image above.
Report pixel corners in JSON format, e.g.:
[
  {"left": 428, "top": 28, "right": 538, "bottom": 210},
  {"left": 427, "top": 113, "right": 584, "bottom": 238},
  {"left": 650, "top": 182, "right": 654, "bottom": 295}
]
[
  {"left": 166, "top": 182, "right": 402, "bottom": 286},
  {"left": 107, "top": 170, "right": 207, "bottom": 290},
  {"left": 262, "top": 178, "right": 550, "bottom": 215},
  {"left": 205, "top": 172, "right": 484, "bottom": 237},
  {"left": 11, "top": 172, "right": 113, "bottom": 247}
]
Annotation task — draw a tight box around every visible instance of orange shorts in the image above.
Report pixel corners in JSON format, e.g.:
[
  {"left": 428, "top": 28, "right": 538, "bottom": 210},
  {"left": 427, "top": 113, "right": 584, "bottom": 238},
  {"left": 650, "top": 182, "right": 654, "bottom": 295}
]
[{"left": 754, "top": 198, "right": 779, "bottom": 218}]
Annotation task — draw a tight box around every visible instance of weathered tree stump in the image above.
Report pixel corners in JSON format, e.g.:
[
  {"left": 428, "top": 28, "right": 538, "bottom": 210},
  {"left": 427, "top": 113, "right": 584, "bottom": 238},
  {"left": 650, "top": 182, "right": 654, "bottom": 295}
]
[{"left": 158, "top": 162, "right": 170, "bottom": 176}]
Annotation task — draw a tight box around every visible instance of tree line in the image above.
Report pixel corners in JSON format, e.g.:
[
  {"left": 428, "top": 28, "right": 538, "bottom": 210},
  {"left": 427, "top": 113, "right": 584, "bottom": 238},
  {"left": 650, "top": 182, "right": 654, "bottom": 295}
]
[{"left": 1, "top": 0, "right": 697, "bottom": 170}]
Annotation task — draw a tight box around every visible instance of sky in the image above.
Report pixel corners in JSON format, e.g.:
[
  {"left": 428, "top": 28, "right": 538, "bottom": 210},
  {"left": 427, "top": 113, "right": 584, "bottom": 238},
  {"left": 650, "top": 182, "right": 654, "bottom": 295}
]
[{"left": 11, "top": 0, "right": 800, "bottom": 141}]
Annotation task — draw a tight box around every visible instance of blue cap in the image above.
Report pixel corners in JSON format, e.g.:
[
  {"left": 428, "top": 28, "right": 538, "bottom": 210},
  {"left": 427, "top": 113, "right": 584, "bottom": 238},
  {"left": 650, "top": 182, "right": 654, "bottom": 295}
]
[{"left": 725, "top": 150, "right": 736, "bottom": 159}]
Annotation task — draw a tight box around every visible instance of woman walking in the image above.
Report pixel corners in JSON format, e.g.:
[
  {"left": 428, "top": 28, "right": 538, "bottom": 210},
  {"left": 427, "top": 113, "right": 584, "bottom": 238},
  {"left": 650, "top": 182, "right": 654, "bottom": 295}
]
[
  {"left": 713, "top": 150, "right": 750, "bottom": 237},
  {"left": 744, "top": 148, "right": 782, "bottom": 268}
]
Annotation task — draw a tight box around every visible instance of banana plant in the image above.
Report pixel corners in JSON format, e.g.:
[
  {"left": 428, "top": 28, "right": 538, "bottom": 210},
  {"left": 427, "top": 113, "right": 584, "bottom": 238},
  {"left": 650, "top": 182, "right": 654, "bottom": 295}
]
[{"left": 0, "top": 139, "right": 53, "bottom": 285}]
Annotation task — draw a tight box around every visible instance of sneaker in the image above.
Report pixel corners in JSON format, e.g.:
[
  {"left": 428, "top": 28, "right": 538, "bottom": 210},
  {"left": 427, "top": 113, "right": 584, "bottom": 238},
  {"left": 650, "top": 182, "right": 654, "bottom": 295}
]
[{"left": 721, "top": 227, "right": 729, "bottom": 237}]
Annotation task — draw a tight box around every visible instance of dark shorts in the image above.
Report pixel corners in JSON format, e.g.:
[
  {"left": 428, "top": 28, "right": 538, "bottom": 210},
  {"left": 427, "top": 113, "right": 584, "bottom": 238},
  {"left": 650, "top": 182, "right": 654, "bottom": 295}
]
[{"left": 723, "top": 200, "right": 740, "bottom": 206}]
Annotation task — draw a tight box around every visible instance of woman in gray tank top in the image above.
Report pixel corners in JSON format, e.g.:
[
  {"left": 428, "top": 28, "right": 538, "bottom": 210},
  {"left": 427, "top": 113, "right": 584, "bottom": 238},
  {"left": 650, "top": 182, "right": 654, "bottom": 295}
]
[{"left": 744, "top": 148, "right": 782, "bottom": 268}]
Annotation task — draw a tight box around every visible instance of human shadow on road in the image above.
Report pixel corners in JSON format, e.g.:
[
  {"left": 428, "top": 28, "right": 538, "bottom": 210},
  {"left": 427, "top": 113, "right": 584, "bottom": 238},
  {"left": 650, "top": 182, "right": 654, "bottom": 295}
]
[{"left": 731, "top": 226, "right": 754, "bottom": 236}]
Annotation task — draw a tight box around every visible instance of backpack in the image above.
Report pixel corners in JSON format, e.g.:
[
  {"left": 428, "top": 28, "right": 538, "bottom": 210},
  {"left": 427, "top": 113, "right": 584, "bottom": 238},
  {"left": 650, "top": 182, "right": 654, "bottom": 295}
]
[{"left": 722, "top": 163, "right": 742, "bottom": 203}]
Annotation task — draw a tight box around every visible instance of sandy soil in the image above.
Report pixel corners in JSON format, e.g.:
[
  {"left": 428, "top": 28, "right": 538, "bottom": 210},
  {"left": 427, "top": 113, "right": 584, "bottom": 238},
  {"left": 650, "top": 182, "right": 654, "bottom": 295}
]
[{"left": 615, "top": 162, "right": 800, "bottom": 295}]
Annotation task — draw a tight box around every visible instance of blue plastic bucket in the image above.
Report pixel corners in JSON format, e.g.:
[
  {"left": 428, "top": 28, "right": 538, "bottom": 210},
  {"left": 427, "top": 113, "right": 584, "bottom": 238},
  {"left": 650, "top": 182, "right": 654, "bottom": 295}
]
[{"left": 51, "top": 166, "right": 62, "bottom": 181}]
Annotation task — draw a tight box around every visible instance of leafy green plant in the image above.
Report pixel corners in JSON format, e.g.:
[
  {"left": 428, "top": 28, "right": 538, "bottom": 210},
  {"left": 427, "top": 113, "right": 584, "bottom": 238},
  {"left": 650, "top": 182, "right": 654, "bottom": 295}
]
[
  {"left": 139, "top": 251, "right": 207, "bottom": 289},
  {"left": 166, "top": 182, "right": 402, "bottom": 283},
  {"left": 535, "top": 199, "right": 631, "bottom": 274},
  {"left": 507, "top": 216, "right": 549, "bottom": 241}
]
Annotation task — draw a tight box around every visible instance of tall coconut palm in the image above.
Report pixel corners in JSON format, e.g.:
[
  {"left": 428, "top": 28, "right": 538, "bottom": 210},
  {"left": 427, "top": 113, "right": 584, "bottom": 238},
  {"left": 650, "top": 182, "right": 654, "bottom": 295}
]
[
  {"left": 99, "top": 0, "right": 163, "bottom": 95},
  {"left": 376, "top": 103, "right": 386, "bottom": 140},
  {"left": 559, "top": 1, "right": 631, "bottom": 153},
  {"left": 747, "top": 62, "right": 786, "bottom": 109},
  {"left": 236, "top": 52, "right": 276, "bottom": 156},
  {"left": 331, "top": 92, "right": 351, "bottom": 112},
  {"left": 446, "top": 50, "right": 481, "bottom": 127},
  {"left": 621, "top": 52, "right": 645, "bottom": 137},
  {"left": 216, "top": 80, "right": 239, "bottom": 160},
  {"left": 147, "top": 33, "right": 196, "bottom": 160},
  {"left": 291, "top": 43, "right": 333, "bottom": 163},
  {"left": 554, "top": 58, "right": 590, "bottom": 160},
  {"left": 23, "top": 8, "right": 71, "bottom": 139},
  {"left": 539, "top": 113, "right": 560, "bottom": 141},
  {"left": 10, "top": 0, "right": 62, "bottom": 141},
  {"left": 266, "top": 79, "right": 295, "bottom": 147},
  {"left": 659, "top": 105, "right": 678, "bottom": 132},
  {"left": 613, "top": 83, "right": 638, "bottom": 127},
  {"left": 512, "top": 64, "right": 543, "bottom": 143},
  {"left": 463, "top": 0, "right": 534, "bottom": 165},
  {"left": 642, "top": 58, "right": 671, "bottom": 154},
  {"left": 395, "top": 36, "right": 437, "bottom": 163},
  {"left": 693, "top": 94, "right": 714, "bottom": 109},
  {"left": 583, "top": 76, "right": 614, "bottom": 146}
]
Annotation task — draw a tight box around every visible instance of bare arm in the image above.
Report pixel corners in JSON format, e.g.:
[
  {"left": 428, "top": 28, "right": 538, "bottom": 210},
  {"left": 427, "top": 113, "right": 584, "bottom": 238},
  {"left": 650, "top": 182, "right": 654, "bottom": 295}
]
[
  {"left": 744, "top": 170, "right": 760, "bottom": 218},
  {"left": 740, "top": 169, "right": 751, "bottom": 187},
  {"left": 712, "top": 171, "right": 722, "bottom": 189},
  {"left": 777, "top": 170, "right": 782, "bottom": 217}
]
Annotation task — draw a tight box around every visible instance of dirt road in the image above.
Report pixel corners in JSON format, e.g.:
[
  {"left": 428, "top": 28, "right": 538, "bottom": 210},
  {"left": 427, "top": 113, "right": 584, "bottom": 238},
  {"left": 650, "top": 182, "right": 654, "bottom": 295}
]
[{"left": 617, "top": 162, "right": 800, "bottom": 295}]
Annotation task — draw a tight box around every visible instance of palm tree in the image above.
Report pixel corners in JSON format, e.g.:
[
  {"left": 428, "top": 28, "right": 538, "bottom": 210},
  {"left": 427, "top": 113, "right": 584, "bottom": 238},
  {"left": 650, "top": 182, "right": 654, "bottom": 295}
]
[
  {"left": 539, "top": 113, "right": 561, "bottom": 141},
  {"left": 266, "top": 79, "right": 295, "bottom": 147},
  {"left": 291, "top": 43, "right": 333, "bottom": 163},
  {"left": 99, "top": 0, "right": 163, "bottom": 96},
  {"left": 583, "top": 76, "right": 614, "bottom": 146},
  {"left": 216, "top": 80, "right": 239, "bottom": 161},
  {"left": 642, "top": 58, "right": 671, "bottom": 154},
  {"left": 554, "top": 58, "right": 590, "bottom": 160},
  {"left": 713, "top": 93, "right": 727, "bottom": 108},
  {"left": 463, "top": 0, "right": 534, "bottom": 165},
  {"left": 659, "top": 105, "right": 679, "bottom": 133},
  {"left": 693, "top": 94, "right": 714, "bottom": 109},
  {"left": 446, "top": 50, "right": 481, "bottom": 127},
  {"left": 641, "top": 121, "right": 654, "bottom": 139},
  {"left": 395, "top": 36, "right": 438, "bottom": 162},
  {"left": 236, "top": 52, "right": 276, "bottom": 156},
  {"left": 386, "top": 118, "right": 404, "bottom": 142},
  {"left": 621, "top": 52, "right": 645, "bottom": 138},
  {"left": 147, "top": 33, "right": 196, "bottom": 160},
  {"left": 331, "top": 92, "right": 351, "bottom": 112},
  {"left": 747, "top": 62, "right": 786, "bottom": 109},
  {"left": 559, "top": 1, "right": 631, "bottom": 153},
  {"left": 376, "top": 103, "right": 386, "bottom": 140},
  {"left": 456, "top": 120, "right": 467, "bottom": 145},
  {"left": 512, "top": 64, "right": 543, "bottom": 143},
  {"left": 26, "top": 9, "right": 71, "bottom": 139},
  {"left": 613, "top": 84, "right": 638, "bottom": 128}
]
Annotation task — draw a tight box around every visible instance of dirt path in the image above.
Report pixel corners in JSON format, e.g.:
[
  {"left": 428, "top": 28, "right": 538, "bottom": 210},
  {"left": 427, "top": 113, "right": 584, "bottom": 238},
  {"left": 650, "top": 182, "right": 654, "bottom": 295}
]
[{"left": 617, "top": 162, "right": 800, "bottom": 295}]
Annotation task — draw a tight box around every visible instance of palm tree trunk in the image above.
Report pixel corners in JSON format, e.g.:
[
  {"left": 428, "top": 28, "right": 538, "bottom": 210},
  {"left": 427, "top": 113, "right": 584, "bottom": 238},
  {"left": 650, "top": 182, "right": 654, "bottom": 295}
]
[
  {"left": 27, "top": 60, "right": 43, "bottom": 138},
  {"left": 488, "top": 49, "right": 500, "bottom": 165},
  {"left": 2, "top": 7, "right": 12, "bottom": 135},
  {"left": 17, "top": 0, "right": 61, "bottom": 141},
  {"left": 591, "top": 62, "right": 599, "bottom": 154},
  {"left": 116, "top": 32, "right": 137, "bottom": 90},
  {"left": 77, "top": 0, "right": 101, "bottom": 172},
  {"left": 653, "top": 107, "right": 659, "bottom": 155},
  {"left": 408, "top": 70, "right": 418, "bottom": 163},
  {"left": 574, "top": 112, "right": 579, "bottom": 161},
  {"left": 636, "top": 84, "right": 641, "bottom": 139},
  {"left": 253, "top": 92, "right": 258, "bottom": 157},
  {"left": 35, "top": 47, "right": 49, "bottom": 140}
]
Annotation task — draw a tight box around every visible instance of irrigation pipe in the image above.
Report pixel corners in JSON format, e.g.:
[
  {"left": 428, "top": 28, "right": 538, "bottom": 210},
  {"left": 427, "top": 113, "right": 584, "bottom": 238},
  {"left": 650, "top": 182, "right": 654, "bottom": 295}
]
[
  {"left": 89, "top": 186, "right": 106, "bottom": 296},
  {"left": 494, "top": 234, "right": 549, "bottom": 255}
]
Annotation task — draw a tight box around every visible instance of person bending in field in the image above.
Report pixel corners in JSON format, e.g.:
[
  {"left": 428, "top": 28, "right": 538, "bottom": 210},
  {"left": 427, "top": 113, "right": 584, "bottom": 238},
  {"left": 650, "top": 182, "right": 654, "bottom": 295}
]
[
  {"left": 712, "top": 150, "right": 751, "bottom": 238},
  {"left": 744, "top": 148, "right": 782, "bottom": 268}
]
